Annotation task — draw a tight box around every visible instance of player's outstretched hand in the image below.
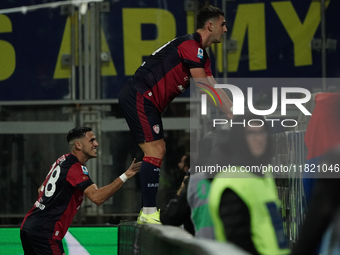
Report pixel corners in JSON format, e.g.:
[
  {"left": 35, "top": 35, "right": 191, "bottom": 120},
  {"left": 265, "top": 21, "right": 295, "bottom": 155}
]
[{"left": 125, "top": 158, "right": 142, "bottom": 179}]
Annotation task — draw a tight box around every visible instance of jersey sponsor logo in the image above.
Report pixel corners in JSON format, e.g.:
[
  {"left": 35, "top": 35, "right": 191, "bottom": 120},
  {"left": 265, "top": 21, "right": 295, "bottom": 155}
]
[
  {"left": 178, "top": 85, "right": 185, "bottom": 93},
  {"left": 34, "top": 201, "right": 45, "bottom": 210},
  {"left": 197, "top": 48, "right": 203, "bottom": 59},
  {"left": 184, "top": 76, "right": 189, "bottom": 82},
  {"left": 82, "top": 166, "right": 89, "bottom": 175},
  {"left": 153, "top": 124, "right": 160, "bottom": 134}
]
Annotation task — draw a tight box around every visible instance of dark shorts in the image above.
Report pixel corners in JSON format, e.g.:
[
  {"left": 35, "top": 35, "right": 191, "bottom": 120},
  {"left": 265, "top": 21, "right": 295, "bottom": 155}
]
[
  {"left": 119, "top": 82, "right": 164, "bottom": 143},
  {"left": 20, "top": 230, "right": 65, "bottom": 255}
]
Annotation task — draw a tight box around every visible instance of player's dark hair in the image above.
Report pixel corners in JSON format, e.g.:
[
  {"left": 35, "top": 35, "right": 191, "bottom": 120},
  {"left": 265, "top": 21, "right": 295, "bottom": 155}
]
[
  {"left": 196, "top": 6, "right": 224, "bottom": 29},
  {"left": 67, "top": 127, "right": 92, "bottom": 143},
  {"left": 184, "top": 154, "right": 190, "bottom": 168}
]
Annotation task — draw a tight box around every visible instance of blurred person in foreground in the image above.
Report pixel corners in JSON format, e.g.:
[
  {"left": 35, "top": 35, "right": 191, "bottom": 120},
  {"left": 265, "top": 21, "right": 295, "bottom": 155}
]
[
  {"left": 118, "top": 5, "right": 233, "bottom": 224},
  {"left": 187, "top": 129, "right": 231, "bottom": 239},
  {"left": 158, "top": 153, "right": 191, "bottom": 210},
  {"left": 174, "top": 154, "right": 191, "bottom": 198},
  {"left": 209, "top": 114, "right": 290, "bottom": 255},
  {"left": 20, "top": 127, "right": 141, "bottom": 255},
  {"left": 292, "top": 146, "right": 340, "bottom": 255}
]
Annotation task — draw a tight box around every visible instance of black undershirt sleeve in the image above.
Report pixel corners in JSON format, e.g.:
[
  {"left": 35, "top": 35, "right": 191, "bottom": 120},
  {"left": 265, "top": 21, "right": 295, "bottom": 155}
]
[
  {"left": 219, "top": 189, "right": 260, "bottom": 255},
  {"left": 160, "top": 178, "right": 195, "bottom": 235},
  {"left": 76, "top": 179, "right": 94, "bottom": 192}
]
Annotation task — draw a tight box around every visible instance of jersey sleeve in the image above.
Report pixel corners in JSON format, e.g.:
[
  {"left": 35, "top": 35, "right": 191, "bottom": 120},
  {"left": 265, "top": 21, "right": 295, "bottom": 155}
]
[
  {"left": 66, "top": 163, "right": 94, "bottom": 192},
  {"left": 178, "top": 40, "right": 207, "bottom": 70}
]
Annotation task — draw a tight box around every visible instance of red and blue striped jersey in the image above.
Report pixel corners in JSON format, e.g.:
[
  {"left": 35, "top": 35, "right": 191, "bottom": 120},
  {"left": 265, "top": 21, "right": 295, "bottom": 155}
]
[
  {"left": 131, "top": 32, "right": 212, "bottom": 112},
  {"left": 21, "top": 153, "right": 94, "bottom": 240}
]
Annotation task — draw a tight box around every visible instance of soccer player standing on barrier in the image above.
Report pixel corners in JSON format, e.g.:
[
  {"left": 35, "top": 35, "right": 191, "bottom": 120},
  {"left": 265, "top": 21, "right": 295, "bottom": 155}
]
[
  {"left": 20, "top": 127, "right": 141, "bottom": 255},
  {"left": 119, "top": 6, "right": 233, "bottom": 224}
]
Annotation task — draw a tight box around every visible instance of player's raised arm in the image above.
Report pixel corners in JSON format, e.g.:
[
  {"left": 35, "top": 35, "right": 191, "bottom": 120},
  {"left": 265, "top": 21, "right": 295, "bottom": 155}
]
[
  {"left": 84, "top": 159, "right": 141, "bottom": 206},
  {"left": 190, "top": 68, "right": 233, "bottom": 119}
]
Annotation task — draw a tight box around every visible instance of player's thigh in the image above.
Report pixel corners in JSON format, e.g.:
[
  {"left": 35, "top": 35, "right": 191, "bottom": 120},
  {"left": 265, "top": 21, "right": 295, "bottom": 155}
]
[
  {"left": 21, "top": 231, "right": 36, "bottom": 255},
  {"left": 142, "top": 97, "right": 164, "bottom": 142},
  {"left": 120, "top": 89, "right": 164, "bottom": 143},
  {"left": 20, "top": 231, "right": 65, "bottom": 255}
]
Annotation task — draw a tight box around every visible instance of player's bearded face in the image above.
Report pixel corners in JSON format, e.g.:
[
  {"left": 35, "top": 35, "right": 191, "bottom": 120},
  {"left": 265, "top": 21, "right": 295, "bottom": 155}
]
[
  {"left": 82, "top": 132, "right": 99, "bottom": 158},
  {"left": 212, "top": 16, "right": 227, "bottom": 43}
]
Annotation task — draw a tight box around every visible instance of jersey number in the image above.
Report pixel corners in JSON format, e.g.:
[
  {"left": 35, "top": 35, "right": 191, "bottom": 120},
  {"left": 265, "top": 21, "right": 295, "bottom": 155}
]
[{"left": 45, "top": 165, "right": 61, "bottom": 197}]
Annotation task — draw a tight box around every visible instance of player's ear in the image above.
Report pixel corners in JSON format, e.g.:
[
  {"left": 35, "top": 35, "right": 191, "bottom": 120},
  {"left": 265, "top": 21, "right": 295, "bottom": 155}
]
[
  {"left": 76, "top": 141, "right": 82, "bottom": 150},
  {"left": 208, "top": 21, "right": 213, "bottom": 32}
]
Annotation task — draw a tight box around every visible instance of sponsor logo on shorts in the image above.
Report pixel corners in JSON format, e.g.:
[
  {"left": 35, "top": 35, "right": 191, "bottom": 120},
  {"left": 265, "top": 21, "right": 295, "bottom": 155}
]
[
  {"left": 197, "top": 48, "right": 203, "bottom": 59},
  {"left": 148, "top": 183, "right": 159, "bottom": 187},
  {"left": 153, "top": 124, "right": 160, "bottom": 134}
]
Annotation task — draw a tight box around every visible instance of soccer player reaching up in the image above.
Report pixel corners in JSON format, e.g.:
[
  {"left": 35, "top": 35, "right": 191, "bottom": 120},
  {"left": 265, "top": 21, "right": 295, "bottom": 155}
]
[
  {"left": 21, "top": 127, "right": 141, "bottom": 255},
  {"left": 119, "top": 6, "right": 233, "bottom": 224}
]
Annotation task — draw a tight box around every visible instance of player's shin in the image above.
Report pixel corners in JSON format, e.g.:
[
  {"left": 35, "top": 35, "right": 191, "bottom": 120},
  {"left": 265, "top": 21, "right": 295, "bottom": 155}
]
[{"left": 139, "top": 156, "right": 162, "bottom": 210}]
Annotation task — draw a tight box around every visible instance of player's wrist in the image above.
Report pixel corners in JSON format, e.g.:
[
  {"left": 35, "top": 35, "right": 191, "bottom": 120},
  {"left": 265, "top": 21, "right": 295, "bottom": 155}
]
[{"left": 119, "top": 173, "right": 128, "bottom": 183}]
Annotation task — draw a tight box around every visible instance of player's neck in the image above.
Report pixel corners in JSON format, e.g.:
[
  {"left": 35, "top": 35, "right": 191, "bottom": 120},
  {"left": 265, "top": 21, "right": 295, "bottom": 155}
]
[
  {"left": 196, "top": 30, "right": 212, "bottom": 48},
  {"left": 71, "top": 151, "right": 89, "bottom": 165}
]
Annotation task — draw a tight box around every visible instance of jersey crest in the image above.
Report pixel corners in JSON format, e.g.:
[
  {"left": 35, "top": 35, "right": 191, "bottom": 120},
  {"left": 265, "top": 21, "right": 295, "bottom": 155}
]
[{"left": 153, "top": 125, "right": 160, "bottom": 134}]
